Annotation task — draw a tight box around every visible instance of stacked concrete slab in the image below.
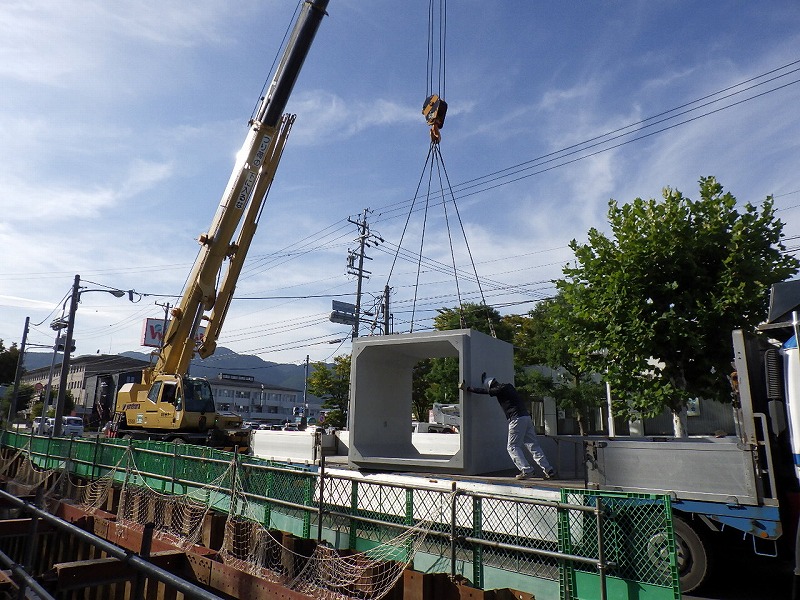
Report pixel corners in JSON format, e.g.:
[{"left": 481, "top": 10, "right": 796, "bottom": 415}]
[{"left": 348, "top": 329, "right": 516, "bottom": 475}]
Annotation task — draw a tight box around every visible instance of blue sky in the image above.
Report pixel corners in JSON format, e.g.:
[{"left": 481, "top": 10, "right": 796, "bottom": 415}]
[{"left": 2, "top": 1, "right": 800, "bottom": 369}]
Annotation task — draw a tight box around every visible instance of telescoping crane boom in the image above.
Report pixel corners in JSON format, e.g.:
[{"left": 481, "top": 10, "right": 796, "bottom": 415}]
[{"left": 113, "top": 0, "right": 330, "bottom": 449}]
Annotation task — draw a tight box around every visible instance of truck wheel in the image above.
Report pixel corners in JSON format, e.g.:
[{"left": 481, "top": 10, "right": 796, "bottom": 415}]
[
  {"left": 673, "top": 517, "right": 710, "bottom": 593},
  {"left": 169, "top": 437, "right": 186, "bottom": 445},
  {"left": 646, "top": 515, "right": 709, "bottom": 593}
]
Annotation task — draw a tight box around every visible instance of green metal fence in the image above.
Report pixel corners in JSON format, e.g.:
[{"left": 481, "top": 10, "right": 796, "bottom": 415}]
[{"left": 0, "top": 431, "right": 680, "bottom": 600}]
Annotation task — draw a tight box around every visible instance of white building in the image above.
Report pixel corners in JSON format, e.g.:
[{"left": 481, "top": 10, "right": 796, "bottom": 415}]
[{"left": 209, "top": 372, "right": 322, "bottom": 427}]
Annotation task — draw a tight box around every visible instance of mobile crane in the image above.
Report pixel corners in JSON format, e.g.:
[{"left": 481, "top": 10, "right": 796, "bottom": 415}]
[{"left": 112, "top": 0, "right": 330, "bottom": 450}]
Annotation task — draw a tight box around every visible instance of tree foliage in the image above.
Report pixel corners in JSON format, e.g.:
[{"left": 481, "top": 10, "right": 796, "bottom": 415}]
[
  {"left": 506, "top": 297, "right": 606, "bottom": 435},
  {"left": 306, "top": 355, "right": 351, "bottom": 428},
  {"left": 557, "top": 177, "right": 798, "bottom": 432},
  {"left": 7, "top": 383, "right": 35, "bottom": 421},
  {"left": 0, "top": 340, "right": 21, "bottom": 385},
  {"left": 411, "top": 303, "right": 511, "bottom": 421}
]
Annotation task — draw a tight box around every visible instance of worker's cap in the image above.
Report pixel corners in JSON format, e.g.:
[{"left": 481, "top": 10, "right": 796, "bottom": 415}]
[{"left": 484, "top": 377, "right": 498, "bottom": 390}]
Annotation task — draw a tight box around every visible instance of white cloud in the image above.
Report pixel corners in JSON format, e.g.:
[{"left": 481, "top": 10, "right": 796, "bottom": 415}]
[{"left": 288, "top": 90, "right": 418, "bottom": 145}]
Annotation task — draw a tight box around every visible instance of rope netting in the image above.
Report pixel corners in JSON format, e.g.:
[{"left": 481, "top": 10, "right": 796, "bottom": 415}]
[
  {"left": 0, "top": 446, "right": 442, "bottom": 600},
  {"left": 220, "top": 465, "right": 446, "bottom": 600},
  {"left": 46, "top": 451, "right": 125, "bottom": 514},
  {"left": 114, "top": 448, "right": 233, "bottom": 550}
]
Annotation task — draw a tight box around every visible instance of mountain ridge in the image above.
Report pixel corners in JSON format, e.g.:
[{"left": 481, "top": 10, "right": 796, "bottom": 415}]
[{"left": 22, "top": 347, "right": 324, "bottom": 392}]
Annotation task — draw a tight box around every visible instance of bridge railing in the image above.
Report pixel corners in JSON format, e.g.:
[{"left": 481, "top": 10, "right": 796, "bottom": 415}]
[{"left": 0, "top": 430, "right": 680, "bottom": 600}]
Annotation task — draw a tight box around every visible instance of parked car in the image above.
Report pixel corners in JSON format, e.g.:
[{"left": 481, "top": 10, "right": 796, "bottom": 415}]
[
  {"left": 60, "top": 416, "right": 84, "bottom": 437},
  {"left": 32, "top": 416, "right": 51, "bottom": 434},
  {"left": 283, "top": 423, "right": 299, "bottom": 431}
]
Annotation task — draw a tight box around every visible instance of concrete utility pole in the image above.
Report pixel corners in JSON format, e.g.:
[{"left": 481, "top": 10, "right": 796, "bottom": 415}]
[
  {"left": 382, "top": 284, "right": 391, "bottom": 335},
  {"left": 346, "top": 208, "right": 383, "bottom": 340},
  {"left": 7, "top": 317, "right": 29, "bottom": 427},
  {"left": 53, "top": 275, "right": 81, "bottom": 437}
]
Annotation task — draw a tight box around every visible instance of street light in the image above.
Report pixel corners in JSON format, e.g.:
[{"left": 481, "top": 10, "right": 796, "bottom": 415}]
[{"left": 51, "top": 275, "right": 133, "bottom": 437}]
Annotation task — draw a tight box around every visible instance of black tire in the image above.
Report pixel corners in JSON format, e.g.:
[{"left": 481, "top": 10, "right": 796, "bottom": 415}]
[
  {"left": 673, "top": 516, "right": 711, "bottom": 593},
  {"left": 169, "top": 437, "right": 186, "bottom": 445},
  {"left": 646, "top": 515, "right": 710, "bottom": 594}
]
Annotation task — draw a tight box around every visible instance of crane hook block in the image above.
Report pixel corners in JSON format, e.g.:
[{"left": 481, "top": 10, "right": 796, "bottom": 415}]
[{"left": 422, "top": 94, "right": 447, "bottom": 129}]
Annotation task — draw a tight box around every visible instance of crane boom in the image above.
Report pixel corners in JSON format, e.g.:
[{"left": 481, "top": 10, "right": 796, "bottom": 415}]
[
  {"left": 150, "top": 0, "right": 329, "bottom": 382},
  {"left": 114, "top": 0, "right": 329, "bottom": 450}
]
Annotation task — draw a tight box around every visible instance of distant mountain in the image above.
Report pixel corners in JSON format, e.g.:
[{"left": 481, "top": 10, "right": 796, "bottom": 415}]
[
  {"left": 20, "top": 352, "right": 55, "bottom": 372},
  {"left": 119, "top": 347, "right": 313, "bottom": 391},
  {"left": 23, "top": 347, "right": 323, "bottom": 393}
]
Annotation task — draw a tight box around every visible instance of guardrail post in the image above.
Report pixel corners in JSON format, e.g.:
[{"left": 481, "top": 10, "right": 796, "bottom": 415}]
[
  {"left": 133, "top": 522, "right": 155, "bottom": 598},
  {"left": 92, "top": 433, "right": 101, "bottom": 481},
  {"left": 349, "top": 481, "right": 359, "bottom": 549},
  {"left": 44, "top": 435, "right": 52, "bottom": 474},
  {"left": 317, "top": 454, "right": 326, "bottom": 542},
  {"left": 302, "top": 471, "right": 313, "bottom": 539},
  {"left": 171, "top": 442, "right": 179, "bottom": 495},
  {"left": 264, "top": 466, "right": 273, "bottom": 529},
  {"left": 20, "top": 487, "right": 44, "bottom": 597},
  {"left": 230, "top": 452, "right": 240, "bottom": 518},
  {"left": 594, "top": 496, "right": 608, "bottom": 600},
  {"left": 472, "top": 494, "right": 483, "bottom": 589},
  {"left": 67, "top": 434, "right": 75, "bottom": 477},
  {"left": 450, "top": 481, "right": 458, "bottom": 578}
]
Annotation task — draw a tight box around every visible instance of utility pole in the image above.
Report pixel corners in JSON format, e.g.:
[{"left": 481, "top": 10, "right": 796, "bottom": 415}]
[
  {"left": 155, "top": 301, "right": 171, "bottom": 350},
  {"left": 53, "top": 275, "right": 81, "bottom": 437},
  {"left": 346, "top": 209, "right": 384, "bottom": 340},
  {"left": 7, "top": 317, "right": 29, "bottom": 427},
  {"left": 383, "top": 284, "right": 391, "bottom": 334},
  {"left": 303, "top": 354, "right": 309, "bottom": 421}
]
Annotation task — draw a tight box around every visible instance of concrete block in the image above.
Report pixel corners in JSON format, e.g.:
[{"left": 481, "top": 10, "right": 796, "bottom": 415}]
[{"left": 348, "top": 329, "right": 515, "bottom": 475}]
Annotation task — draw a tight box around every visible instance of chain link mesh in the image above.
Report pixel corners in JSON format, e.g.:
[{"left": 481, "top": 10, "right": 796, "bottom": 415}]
[{"left": 2, "top": 432, "right": 679, "bottom": 599}]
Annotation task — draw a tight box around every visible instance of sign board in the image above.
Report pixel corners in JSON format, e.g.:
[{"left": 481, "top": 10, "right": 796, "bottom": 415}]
[
  {"left": 141, "top": 318, "right": 205, "bottom": 348},
  {"left": 332, "top": 300, "right": 356, "bottom": 314}
]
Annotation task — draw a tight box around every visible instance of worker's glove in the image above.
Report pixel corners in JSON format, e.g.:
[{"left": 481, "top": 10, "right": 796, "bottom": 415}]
[{"left": 458, "top": 380, "right": 467, "bottom": 391}]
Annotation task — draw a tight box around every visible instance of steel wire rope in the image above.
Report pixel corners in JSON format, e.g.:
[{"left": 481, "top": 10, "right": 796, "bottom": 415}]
[
  {"left": 409, "top": 150, "right": 435, "bottom": 332},
  {"left": 434, "top": 142, "right": 497, "bottom": 335},
  {"left": 432, "top": 145, "right": 465, "bottom": 328},
  {"left": 371, "top": 240, "right": 548, "bottom": 300}
]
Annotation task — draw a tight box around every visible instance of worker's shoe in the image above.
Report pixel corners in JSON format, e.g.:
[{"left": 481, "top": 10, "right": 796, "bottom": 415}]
[
  {"left": 543, "top": 468, "right": 556, "bottom": 480},
  {"left": 515, "top": 472, "right": 532, "bottom": 480}
]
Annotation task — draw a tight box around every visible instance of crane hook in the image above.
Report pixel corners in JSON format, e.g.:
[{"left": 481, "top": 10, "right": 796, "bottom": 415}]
[{"left": 422, "top": 94, "right": 447, "bottom": 144}]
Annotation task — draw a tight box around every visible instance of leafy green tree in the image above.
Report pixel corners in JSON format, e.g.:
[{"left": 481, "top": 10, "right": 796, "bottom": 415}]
[
  {"left": 412, "top": 303, "right": 512, "bottom": 421},
  {"left": 506, "top": 297, "right": 606, "bottom": 436},
  {"left": 4, "top": 383, "right": 34, "bottom": 424},
  {"left": 433, "top": 302, "right": 513, "bottom": 342},
  {"left": 29, "top": 390, "right": 75, "bottom": 418},
  {"left": 558, "top": 177, "right": 799, "bottom": 436},
  {"left": 411, "top": 359, "right": 433, "bottom": 422},
  {"left": 0, "top": 340, "right": 21, "bottom": 384},
  {"left": 307, "top": 355, "right": 351, "bottom": 428}
]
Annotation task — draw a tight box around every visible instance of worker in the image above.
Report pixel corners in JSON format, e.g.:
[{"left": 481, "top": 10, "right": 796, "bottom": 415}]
[{"left": 460, "top": 374, "right": 555, "bottom": 480}]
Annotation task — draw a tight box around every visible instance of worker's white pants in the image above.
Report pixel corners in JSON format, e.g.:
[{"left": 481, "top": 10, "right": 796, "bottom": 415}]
[{"left": 507, "top": 415, "right": 552, "bottom": 475}]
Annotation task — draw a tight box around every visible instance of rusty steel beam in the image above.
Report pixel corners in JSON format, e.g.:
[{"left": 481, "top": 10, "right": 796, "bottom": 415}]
[
  {"left": 0, "top": 517, "right": 56, "bottom": 537},
  {"left": 52, "top": 550, "right": 186, "bottom": 591},
  {"left": 0, "top": 489, "right": 227, "bottom": 600}
]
